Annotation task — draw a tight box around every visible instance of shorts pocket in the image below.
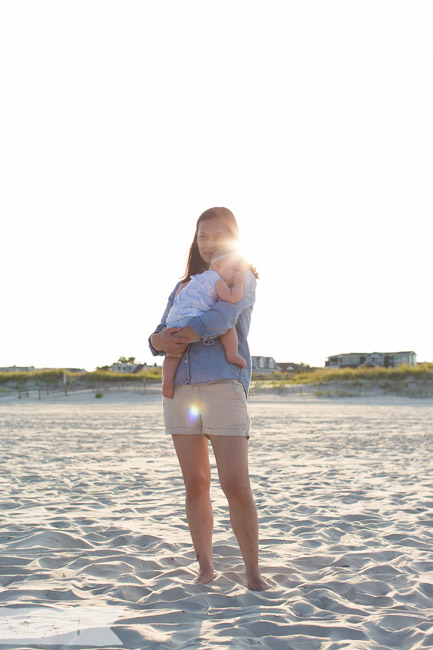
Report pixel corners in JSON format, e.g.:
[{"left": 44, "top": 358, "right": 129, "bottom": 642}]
[{"left": 231, "top": 379, "right": 247, "bottom": 401}]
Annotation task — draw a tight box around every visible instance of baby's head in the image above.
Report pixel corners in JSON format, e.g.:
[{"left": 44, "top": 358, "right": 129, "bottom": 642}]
[{"left": 210, "top": 249, "right": 246, "bottom": 283}]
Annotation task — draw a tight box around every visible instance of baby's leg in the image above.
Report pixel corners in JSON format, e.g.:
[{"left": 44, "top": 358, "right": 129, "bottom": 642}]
[
  {"left": 220, "top": 327, "right": 246, "bottom": 368},
  {"left": 162, "top": 354, "right": 183, "bottom": 398}
]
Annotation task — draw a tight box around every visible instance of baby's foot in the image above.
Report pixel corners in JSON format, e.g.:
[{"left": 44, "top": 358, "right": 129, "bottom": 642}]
[
  {"left": 162, "top": 380, "right": 174, "bottom": 399},
  {"left": 227, "top": 354, "right": 247, "bottom": 369}
]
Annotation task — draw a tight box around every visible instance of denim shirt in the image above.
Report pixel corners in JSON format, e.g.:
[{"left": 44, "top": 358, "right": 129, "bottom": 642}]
[{"left": 148, "top": 270, "right": 256, "bottom": 396}]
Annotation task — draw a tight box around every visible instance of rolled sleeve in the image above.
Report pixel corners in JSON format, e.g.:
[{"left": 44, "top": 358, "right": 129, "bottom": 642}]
[{"left": 187, "top": 271, "right": 256, "bottom": 340}]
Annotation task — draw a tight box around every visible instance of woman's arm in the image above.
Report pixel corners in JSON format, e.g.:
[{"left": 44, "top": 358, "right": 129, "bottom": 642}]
[
  {"left": 182, "top": 270, "right": 256, "bottom": 342},
  {"left": 148, "top": 282, "right": 190, "bottom": 356}
]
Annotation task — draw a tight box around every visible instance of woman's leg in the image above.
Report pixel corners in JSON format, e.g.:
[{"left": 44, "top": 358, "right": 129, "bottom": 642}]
[
  {"left": 172, "top": 434, "right": 215, "bottom": 583},
  {"left": 209, "top": 435, "right": 271, "bottom": 590}
]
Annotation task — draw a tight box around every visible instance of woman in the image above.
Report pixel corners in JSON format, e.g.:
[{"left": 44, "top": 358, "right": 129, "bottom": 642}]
[{"left": 149, "top": 207, "right": 270, "bottom": 591}]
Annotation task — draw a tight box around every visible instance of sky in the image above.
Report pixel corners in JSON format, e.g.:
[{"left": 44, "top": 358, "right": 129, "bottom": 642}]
[{"left": 1, "top": 0, "right": 432, "bottom": 370}]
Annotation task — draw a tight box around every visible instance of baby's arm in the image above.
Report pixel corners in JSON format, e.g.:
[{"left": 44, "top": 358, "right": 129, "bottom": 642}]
[{"left": 214, "top": 272, "right": 244, "bottom": 304}]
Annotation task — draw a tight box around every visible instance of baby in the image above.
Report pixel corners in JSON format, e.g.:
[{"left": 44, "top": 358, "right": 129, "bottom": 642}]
[{"left": 162, "top": 250, "right": 247, "bottom": 398}]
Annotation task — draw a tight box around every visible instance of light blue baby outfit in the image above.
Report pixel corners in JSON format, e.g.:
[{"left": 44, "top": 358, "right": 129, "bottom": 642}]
[{"left": 166, "top": 270, "right": 221, "bottom": 329}]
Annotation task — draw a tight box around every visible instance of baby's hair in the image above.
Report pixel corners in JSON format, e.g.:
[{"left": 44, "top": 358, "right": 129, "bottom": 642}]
[{"left": 210, "top": 247, "right": 237, "bottom": 264}]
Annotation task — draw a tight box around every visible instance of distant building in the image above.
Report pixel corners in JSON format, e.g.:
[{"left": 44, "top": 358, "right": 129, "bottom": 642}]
[
  {"left": 0, "top": 366, "right": 86, "bottom": 373},
  {"left": 0, "top": 366, "right": 36, "bottom": 372},
  {"left": 110, "top": 362, "right": 149, "bottom": 373},
  {"left": 276, "top": 362, "right": 309, "bottom": 372},
  {"left": 251, "top": 356, "right": 279, "bottom": 374},
  {"left": 325, "top": 351, "right": 416, "bottom": 369},
  {"left": 131, "top": 363, "right": 149, "bottom": 374}
]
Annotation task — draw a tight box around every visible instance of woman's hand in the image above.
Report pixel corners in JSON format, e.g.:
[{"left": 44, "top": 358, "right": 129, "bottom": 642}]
[{"left": 151, "top": 328, "right": 190, "bottom": 355}]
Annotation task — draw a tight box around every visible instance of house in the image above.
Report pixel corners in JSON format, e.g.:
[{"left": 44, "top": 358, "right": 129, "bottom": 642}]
[
  {"left": 325, "top": 351, "right": 416, "bottom": 369},
  {"left": 0, "top": 366, "right": 36, "bottom": 372},
  {"left": 251, "top": 356, "right": 279, "bottom": 374},
  {"left": 110, "top": 362, "right": 148, "bottom": 373},
  {"left": 131, "top": 363, "right": 149, "bottom": 374},
  {"left": 276, "top": 362, "right": 309, "bottom": 373}
]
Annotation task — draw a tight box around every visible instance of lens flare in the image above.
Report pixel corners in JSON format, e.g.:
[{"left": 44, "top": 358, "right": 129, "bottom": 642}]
[
  {"left": 188, "top": 404, "right": 200, "bottom": 422},
  {"left": 231, "top": 243, "right": 252, "bottom": 271}
]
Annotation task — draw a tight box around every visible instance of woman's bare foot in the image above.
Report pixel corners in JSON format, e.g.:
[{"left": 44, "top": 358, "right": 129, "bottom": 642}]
[
  {"left": 247, "top": 574, "right": 273, "bottom": 591},
  {"left": 226, "top": 353, "right": 247, "bottom": 369},
  {"left": 194, "top": 567, "right": 215, "bottom": 584}
]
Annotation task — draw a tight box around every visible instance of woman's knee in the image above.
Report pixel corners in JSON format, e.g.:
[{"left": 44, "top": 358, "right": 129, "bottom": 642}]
[
  {"left": 184, "top": 473, "right": 211, "bottom": 499},
  {"left": 221, "top": 478, "right": 252, "bottom": 505}
]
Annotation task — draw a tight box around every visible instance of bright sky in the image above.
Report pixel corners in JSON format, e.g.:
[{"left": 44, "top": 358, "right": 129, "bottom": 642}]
[{"left": 1, "top": 1, "right": 432, "bottom": 370}]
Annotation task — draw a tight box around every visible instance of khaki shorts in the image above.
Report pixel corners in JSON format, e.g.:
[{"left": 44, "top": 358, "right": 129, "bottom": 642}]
[{"left": 163, "top": 379, "right": 250, "bottom": 438}]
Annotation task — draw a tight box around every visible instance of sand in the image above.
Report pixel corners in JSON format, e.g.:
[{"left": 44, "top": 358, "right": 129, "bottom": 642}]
[{"left": 1, "top": 389, "right": 433, "bottom": 649}]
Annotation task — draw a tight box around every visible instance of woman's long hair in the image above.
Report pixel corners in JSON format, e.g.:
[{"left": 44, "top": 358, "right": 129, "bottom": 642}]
[{"left": 181, "top": 207, "right": 259, "bottom": 281}]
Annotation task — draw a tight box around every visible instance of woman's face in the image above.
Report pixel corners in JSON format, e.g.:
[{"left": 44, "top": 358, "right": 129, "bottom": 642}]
[{"left": 196, "top": 218, "right": 235, "bottom": 266}]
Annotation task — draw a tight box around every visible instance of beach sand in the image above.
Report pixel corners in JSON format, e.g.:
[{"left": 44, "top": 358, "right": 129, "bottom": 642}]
[{"left": 1, "top": 389, "right": 433, "bottom": 649}]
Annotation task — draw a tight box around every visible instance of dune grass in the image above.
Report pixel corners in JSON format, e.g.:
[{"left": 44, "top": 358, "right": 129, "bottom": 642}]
[
  {"left": 251, "top": 364, "right": 433, "bottom": 397},
  {"left": 253, "top": 363, "right": 433, "bottom": 384},
  {"left": 3, "top": 364, "right": 432, "bottom": 388},
  {"left": 0, "top": 367, "right": 162, "bottom": 390},
  {"left": 3, "top": 365, "right": 433, "bottom": 398}
]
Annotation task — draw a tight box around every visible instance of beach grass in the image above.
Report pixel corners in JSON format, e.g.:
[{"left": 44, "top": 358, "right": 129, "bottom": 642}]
[
  {"left": 253, "top": 363, "right": 433, "bottom": 383},
  {"left": 251, "top": 363, "right": 433, "bottom": 397},
  {"left": 0, "top": 368, "right": 162, "bottom": 395},
  {"left": 3, "top": 364, "right": 432, "bottom": 388},
  {"left": 2, "top": 364, "right": 433, "bottom": 398}
]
